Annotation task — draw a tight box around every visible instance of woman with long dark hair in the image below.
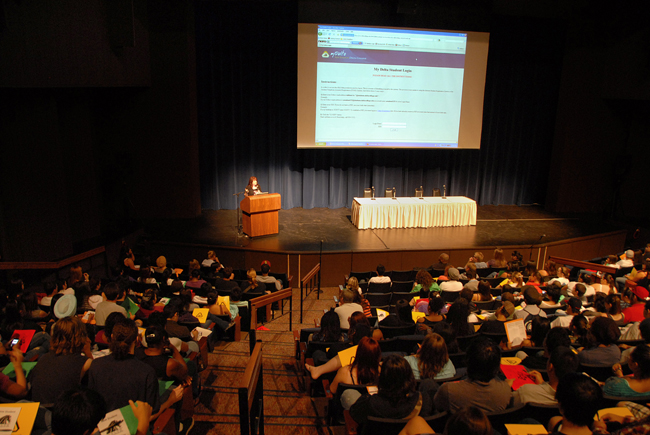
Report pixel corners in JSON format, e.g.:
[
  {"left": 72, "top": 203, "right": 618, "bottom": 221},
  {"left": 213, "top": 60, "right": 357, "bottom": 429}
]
[
  {"left": 349, "top": 354, "right": 432, "bottom": 425},
  {"left": 312, "top": 309, "right": 347, "bottom": 343}
]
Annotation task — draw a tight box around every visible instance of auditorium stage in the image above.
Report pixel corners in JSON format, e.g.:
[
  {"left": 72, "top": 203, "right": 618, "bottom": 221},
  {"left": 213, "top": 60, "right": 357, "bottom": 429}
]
[{"left": 143, "top": 205, "right": 625, "bottom": 254}]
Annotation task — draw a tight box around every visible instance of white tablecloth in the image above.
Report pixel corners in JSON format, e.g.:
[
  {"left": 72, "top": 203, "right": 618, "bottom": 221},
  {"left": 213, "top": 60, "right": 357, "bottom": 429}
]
[{"left": 351, "top": 196, "right": 477, "bottom": 229}]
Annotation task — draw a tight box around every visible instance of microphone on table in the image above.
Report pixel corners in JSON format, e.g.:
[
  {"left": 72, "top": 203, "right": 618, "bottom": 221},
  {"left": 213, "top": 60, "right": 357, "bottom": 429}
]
[{"left": 371, "top": 186, "right": 375, "bottom": 200}]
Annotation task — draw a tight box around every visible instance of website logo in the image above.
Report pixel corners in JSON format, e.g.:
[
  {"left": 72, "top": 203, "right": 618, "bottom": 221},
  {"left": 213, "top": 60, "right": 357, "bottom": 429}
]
[{"left": 321, "top": 51, "right": 329, "bottom": 58}]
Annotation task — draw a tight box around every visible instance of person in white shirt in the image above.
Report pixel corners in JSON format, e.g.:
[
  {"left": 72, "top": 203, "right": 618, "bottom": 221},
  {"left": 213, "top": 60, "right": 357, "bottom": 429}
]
[
  {"left": 548, "top": 266, "right": 570, "bottom": 287},
  {"left": 617, "top": 250, "right": 635, "bottom": 268},
  {"left": 551, "top": 297, "right": 582, "bottom": 328},
  {"left": 439, "top": 268, "right": 463, "bottom": 292},
  {"left": 334, "top": 289, "right": 363, "bottom": 330},
  {"left": 368, "top": 264, "right": 391, "bottom": 284},
  {"left": 201, "top": 250, "right": 219, "bottom": 268}
]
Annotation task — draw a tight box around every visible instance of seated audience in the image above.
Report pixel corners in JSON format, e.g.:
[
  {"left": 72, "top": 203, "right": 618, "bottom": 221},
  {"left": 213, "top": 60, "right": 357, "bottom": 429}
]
[
  {"left": 434, "top": 336, "right": 511, "bottom": 413},
  {"left": 257, "top": 261, "right": 282, "bottom": 291},
  {"left": 471, "top": 252, "right": 488, "bottom": 269},
  {"left": 578, "top": 316, "right": 621, "bottom": 365},
  {"left": 416, "top": 296, "right": 446, "bottom": 333},
  {"left": 478, "top": 301, "right": 515, "bottom": 335},
  {"left": 547, "top": 373, "right": 602, "bottom": 435},
  {"left": 163, "top": 300, "right": 200, "bottom": 353},
  {"left": 215, "top": 267, "right": 240, "bottom": 292},
  {"left": 368, "top": 264, "right": 391, "bottom": 284},
  {"left": 330, "top": 337, "right": 380, "bottom": 395},
  {"left": 349, "top": 354, "right": 433, "bottom": 425},
  {"left": 404, "top": 333, "right": 456, "bottom": 380},
  {"left": 202, "top": 250, "right": 219, "bottom": 268},
  {"left": 514, "top": 346, "right": 579, "bottom": 405},
  {"left": 514, "top": 286, "right": 548, "bottom": 329},
  {"left": 242, "top": 268, "right": 267, "bottom": 294},
  {"left": 312, "top": 309, "right": 348, "bottom": 343},
  {"left": 136, "top": 324, "right": 189, "bottom": 382},
  {"left": 431, "top": 253, "right": 450, "bottom": 270},
  {"left": 551, "top": 297, "right": 582, "bottom": 328},
  {"left": 439, "top": 267, "right": 462, "bottom": 292},
  {"left": 606, "top": 345, "right": 650, "bottom": 397},
  {"left": 472, "top": 280, "right": 494, "bottom": 302},
  {"left": 0, "top": 343, "right": 27, "bottom": 399},
  {"left": 88, "top": 317, "right": 183, "bottom": 420},
  {"left": 379, "top": 299, "right": 415, "bottom": 327},
  {"left": 620, "top": 318, "right": 650, "bottom": 364},
  {"left": 411, "top": 269, "right": 439, "bottom": 294},
  {"left": 185, "top": 269, "right": 208, "bottom": 290},
  {"left": 622, "top": 286, "right": 649, "bottom": 324},
  {"left": 335, "top": 289, "right": 363, "bottom": 330},
  {"left": 441, "top": 298, "right": 474, "bottom": 337},
  {"left": 29, "top": 316, "right": 94, "bottom": 404},
  {"left": 444, "top": 406, "right": 493, "bottom": 435},
  {"left": 94, "top": 282, "right": 128, "bottom": 326},
  {"left": 487, "top": 248, "right": 507, "bottom": 269}
]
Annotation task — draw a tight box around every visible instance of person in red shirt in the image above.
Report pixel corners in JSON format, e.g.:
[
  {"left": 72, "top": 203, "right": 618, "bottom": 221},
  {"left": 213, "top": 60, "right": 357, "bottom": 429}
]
[{"left": 622, "top": 286, "right": 649, "bottom": 324}]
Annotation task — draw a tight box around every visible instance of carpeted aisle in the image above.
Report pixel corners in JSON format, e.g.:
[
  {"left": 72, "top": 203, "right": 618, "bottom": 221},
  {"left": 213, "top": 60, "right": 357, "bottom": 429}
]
[{"left": 191, "top": 286, "right": 340, "bottom": 434}]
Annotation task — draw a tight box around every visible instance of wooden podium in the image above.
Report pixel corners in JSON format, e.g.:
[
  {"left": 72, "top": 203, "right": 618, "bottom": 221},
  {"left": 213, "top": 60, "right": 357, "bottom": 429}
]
[{"left": 240, "top": 193, "right": 281, "bottom": 237}]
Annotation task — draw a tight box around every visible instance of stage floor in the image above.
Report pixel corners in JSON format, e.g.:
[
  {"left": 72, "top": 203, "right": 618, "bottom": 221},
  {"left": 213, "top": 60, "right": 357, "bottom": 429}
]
[{"left": 143, "top": 205, "right": 624, "bottom": 254}]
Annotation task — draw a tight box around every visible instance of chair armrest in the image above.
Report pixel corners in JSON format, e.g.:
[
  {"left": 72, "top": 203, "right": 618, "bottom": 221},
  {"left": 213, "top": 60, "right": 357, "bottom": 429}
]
[
  {"left": 323, "top": 379, "right": 333, "bottom": 399},
  {"left": 153, "top": 408, "right": 176, "bottom": 435},
  {"left": 344, "top": 410, "right": 358, "bottom": 435}
]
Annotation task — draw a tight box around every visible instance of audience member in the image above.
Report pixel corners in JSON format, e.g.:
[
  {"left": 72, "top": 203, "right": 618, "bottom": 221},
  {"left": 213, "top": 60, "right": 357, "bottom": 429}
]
[
  {"left": 29, "top": 316, "right": 94, "bottom": 404},
  {"left": 368, "top": 264, "right": 391, "bottom": 284},
  {"left": 622, "top": 286, "right": 649, "bottom": 324},
  {"left": 551, "top": 297, "right": 582, "bottom": 328},
  {"left": 50, "top": 387, "right": 108, "bottom": 435},
  {"left": 257, "top": 261, "right": 283, "bottom": 291},
  {"left": 478, "top": 301, "right": 515, "bottom": 335},
  {"left": 439, "top": 267, "right": 462, "bottom": 292},
  {"left": 487, "top": 248, "right": 507, "bottom": 269},
  {"left": 0, "top": 343, "right": 27, "bottom": 399},
  {"left": 312, "top": 309, "right": 348, "bottom": 342},
  {"left": 95, "top": 282, "right": 128, "bottom": 326},
  {"left": 443, "top": 406, "right": 493, "bottom": 435},
  {"left": 514, "top": 346, "right": 579, "bottom": 405},
  {"left": 201, "top": 250, "right": 219, "bottom": 268},
  {"left": 471, "top": 252, "right": 488, "bottom": 269},
  {"left": 335, "top": 289, "right": 363, "bottom": 330},
  {"left": 350, "top": 354, "right": 433, "bottom": 425},
  {"left": 379, "top": 299, "right": 415, "bottom": 327},
  {"left": 606, "top": 345, "right": 650, "bottom": 397},
  {"left": 330, "top": 337, "right": 380, "bottom": 395},
  {"left": 434, "top": 336, "right": 510, "bottom": 413},
  {"left": 431, "top": 253, "right": 450, "bottom": 270},
  {"left": 416, "top": 296, "right": 446, "bottom": 333},
  {"left": 214, "top": 267, "right": 239, "bottom": 292},
  {"left": 578, "top": 316, "right": 621, "bottom": 365},
  {"left": 242, "top": 268, "right": 267, "bottom": 294},
  {"left": 547, "top": 373, "right": 602, "bottom": 435},
  {"left": 404, "top": 333, "right": 456, "bottom": 380}
]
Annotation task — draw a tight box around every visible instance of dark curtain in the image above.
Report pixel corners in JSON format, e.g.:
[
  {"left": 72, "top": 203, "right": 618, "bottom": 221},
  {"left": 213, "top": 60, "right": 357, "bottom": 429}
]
[{"left": 196, "top": 1, "right": 564, "bottom": 210}]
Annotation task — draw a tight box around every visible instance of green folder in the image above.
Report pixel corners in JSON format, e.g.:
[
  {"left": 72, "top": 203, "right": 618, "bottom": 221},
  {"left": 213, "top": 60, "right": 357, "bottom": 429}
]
[
  {"left": 158, "top": 379, "right": 174, "bottom": 397},
  {"left": 124, "top": 297, "right": 140, "bottom": 317},
  {"left": 2, "top": 361, "right": 38, "bottom": 378}
]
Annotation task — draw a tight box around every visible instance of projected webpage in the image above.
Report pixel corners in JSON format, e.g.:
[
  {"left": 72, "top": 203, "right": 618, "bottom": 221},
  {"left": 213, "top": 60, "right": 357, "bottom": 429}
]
[{"left": 315, "top": 26, "right": 467, "bottom": 148}]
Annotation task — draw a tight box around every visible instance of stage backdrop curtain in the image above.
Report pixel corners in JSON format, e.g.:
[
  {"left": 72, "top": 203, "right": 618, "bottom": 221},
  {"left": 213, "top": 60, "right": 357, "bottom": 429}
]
[{"left": 195, "top": 2, "right": 563, "bottom": 211}]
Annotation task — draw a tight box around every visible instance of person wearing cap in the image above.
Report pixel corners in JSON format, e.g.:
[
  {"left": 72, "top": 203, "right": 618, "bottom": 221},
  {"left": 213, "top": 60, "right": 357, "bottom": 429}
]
[
  {"left": 478, "top": 301, "right": 515, "bottom": 335},
  {"left": 617, "top": 249, "right": 636, "bottom": 268},
  {"left": 551, "top": 297, "right": 583, "bottom": 328},
  {"left": 513, "top": 285, "right": 548, "bottom": 321},
  {"left": 53, "top": 293, "right": 78, "bottom": 319},
  {"left": 623, "top": 286, "right": 650, "bottom": 324},
  {"left": 135, "top": 324, "right": 189, "bottom": 382},
  {"left": 439, "top": 267, "right": 463, "bottom": 292},
  {"left": 257, "top": 261, "right": 282, "bottom": 291}
]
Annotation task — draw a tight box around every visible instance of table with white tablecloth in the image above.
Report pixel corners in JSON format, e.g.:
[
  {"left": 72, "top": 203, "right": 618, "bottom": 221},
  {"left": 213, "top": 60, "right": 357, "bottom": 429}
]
[{"left": 351, "top": 196, "right": 477, "bottom": 229}]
